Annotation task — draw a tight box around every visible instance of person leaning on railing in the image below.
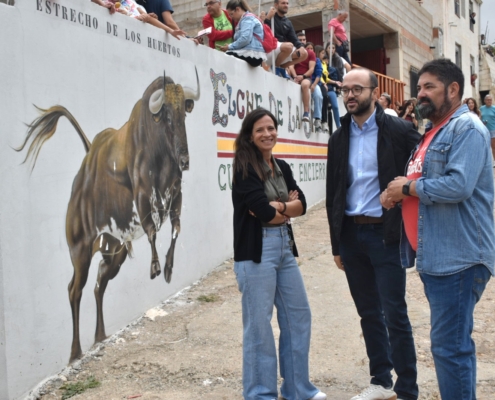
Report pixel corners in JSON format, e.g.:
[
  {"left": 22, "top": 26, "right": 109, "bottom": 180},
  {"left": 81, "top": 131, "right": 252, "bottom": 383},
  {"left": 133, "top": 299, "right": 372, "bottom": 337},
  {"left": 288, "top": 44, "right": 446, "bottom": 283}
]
[
  {"left": 135, "top": 0, "right": 180, "bottom": 31},
  {"left": 91, "top": 0, "right": 116, "bottom": 14},
  {"left": 263, "top": 0, "right": 307, "bottom": 68},
  {"left": 202, "top": 0, "right": 234, "bottom": 50},
  {"left": 102, "top": 0, "right": 186, "bottom": 39}
]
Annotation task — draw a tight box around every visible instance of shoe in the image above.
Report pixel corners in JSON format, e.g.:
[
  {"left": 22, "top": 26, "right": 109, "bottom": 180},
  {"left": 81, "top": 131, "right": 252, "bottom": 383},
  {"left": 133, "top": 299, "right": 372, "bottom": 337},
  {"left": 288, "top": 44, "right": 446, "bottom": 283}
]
[
  {"left": 322, "top": 121, "right": 329, "bottom": 133},
  {"left": 302, "top": 111, "right": 310, "bottom": 122},
  {"left": 310, "top": 391, "right": 327, "bottom": 400},
  {"left": 314, "top": 118, "right": 322, "bottom": 129},
  {"left": 350, "top": 384, "right": 397, "bottom": 400}
]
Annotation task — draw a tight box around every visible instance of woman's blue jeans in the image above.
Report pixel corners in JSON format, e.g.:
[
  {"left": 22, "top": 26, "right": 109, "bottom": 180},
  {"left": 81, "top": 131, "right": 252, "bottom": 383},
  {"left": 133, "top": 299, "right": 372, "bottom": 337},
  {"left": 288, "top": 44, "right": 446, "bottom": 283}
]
[
  {"left": 327, "top": 89, "right": 341, "bottom": 128},
  {"left": 234, "top": 226, "right": 319, "bottom": 400},
  {"left": 420, "top": 264, "right": 491, "bottom": 400}
]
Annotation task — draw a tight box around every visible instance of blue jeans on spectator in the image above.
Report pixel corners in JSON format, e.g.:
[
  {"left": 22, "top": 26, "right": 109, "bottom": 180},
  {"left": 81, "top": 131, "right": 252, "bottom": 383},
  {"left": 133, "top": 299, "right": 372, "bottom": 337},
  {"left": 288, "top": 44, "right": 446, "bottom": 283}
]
[
  {"left": 327, "top": 88, "right": 341, "bottom": 128},
  {"left": 336, "top": 44, "right": 351, "bottom": 65},
  {"left": 276, "top": 67, "right": 290, "bottom": 79},
  {"left": 311, "top": 84, "right": 323, "bottom": 120},
  {"left": 234, "top": 226, "right": 319, "bottom": 400},
  {"left": 339, "top": 218, "right": 418, "bottom": 400},
  {"left": 420, "top": 264, "right": 491, "bottom": 400}
]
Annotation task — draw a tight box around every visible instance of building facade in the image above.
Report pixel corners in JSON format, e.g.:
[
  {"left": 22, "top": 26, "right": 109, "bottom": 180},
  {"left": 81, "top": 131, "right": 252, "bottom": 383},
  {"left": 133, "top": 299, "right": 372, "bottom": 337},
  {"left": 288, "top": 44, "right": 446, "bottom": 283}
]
[{"left": 420, "top": 0, "right": 482, "bottom": 99}]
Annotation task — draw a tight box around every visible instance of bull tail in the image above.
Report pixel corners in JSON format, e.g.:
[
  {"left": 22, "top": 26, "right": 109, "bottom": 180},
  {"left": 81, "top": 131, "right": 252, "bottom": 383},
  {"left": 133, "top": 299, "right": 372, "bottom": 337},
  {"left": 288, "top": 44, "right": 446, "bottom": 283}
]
[{"left": 15, "top": 105, "right": 92, "bottom": 170}]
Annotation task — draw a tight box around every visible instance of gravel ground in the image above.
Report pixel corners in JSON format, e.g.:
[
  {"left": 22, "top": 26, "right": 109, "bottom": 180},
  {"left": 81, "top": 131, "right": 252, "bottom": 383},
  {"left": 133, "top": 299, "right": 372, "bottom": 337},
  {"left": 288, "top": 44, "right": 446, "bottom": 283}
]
[{"left": 34, "top": 202, "right": 495, "bottom": 400}]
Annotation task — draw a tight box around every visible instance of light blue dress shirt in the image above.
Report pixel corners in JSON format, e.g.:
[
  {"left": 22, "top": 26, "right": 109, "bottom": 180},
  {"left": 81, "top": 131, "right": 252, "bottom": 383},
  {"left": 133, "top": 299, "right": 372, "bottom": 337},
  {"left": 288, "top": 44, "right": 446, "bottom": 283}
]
[{"left": 346, "top": 109, "right": 383, "bottom": 217}]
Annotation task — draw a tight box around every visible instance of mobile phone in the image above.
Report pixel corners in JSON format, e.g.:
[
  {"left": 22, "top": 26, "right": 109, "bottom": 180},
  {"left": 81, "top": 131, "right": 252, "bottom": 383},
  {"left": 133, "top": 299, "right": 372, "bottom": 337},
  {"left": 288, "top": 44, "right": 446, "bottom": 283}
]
[{"left": 194, "top": 26, "right": 212, "bottom": 39}]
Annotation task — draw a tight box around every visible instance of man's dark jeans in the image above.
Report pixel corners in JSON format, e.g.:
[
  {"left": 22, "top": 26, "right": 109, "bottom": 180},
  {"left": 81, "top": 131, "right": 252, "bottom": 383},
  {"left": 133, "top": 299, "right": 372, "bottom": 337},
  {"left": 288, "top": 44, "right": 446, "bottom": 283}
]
[{"left": 340, "top": 217, "right": 418, "bottom": 400}]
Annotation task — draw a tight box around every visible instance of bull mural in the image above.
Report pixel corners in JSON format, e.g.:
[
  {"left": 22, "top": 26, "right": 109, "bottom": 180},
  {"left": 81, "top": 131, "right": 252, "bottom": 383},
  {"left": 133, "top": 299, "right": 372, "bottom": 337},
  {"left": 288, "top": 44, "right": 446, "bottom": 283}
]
[{"left": 16, "top": 69, "right": 200, "bottom": 363}]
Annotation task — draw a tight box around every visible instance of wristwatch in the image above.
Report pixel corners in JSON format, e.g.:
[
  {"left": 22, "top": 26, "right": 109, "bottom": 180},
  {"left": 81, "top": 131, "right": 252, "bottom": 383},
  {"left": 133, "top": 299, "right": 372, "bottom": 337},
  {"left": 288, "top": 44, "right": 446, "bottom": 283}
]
[{"left": 402, "top": 180, "right": 413, "bottom": 196}]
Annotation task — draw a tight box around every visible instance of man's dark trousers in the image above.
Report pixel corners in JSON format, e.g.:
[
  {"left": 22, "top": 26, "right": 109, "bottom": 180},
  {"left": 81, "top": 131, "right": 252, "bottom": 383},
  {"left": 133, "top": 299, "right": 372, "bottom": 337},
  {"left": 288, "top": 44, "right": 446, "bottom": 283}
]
[{"left": 340, "top": 216, "right": 418, "bottom": 400}]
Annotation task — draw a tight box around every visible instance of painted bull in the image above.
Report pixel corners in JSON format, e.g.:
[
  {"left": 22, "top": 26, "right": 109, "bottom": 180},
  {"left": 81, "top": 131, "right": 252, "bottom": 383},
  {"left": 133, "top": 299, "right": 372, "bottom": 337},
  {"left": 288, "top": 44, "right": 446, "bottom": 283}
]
[{"left": 17, "top": 69, "right": 200, "bottom": 363}]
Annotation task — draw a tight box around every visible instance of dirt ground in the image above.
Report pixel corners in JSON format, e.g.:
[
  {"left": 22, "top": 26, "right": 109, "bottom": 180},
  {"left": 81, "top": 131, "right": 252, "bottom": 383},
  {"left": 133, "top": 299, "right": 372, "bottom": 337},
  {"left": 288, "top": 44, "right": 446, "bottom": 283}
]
[{"left": 33, "top": 202, "right": 495, "bottom": 400}]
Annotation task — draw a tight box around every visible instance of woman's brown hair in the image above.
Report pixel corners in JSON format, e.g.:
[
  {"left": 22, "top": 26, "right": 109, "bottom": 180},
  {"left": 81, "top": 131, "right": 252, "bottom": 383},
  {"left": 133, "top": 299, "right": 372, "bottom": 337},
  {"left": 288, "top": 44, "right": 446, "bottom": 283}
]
[{"left": 233, "top": 108, "right": 278, "bottom": 183}]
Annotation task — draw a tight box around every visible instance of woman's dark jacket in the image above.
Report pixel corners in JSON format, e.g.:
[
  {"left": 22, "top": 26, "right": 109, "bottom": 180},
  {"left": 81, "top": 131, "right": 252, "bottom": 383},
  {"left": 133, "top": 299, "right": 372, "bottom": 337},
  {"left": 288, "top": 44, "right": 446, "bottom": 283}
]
[
  {"left": 326, "top": 103, "right": 421, "bottom": 256},
  {"left": 233, "top": 158, "right": 306, "bottom": 263}
]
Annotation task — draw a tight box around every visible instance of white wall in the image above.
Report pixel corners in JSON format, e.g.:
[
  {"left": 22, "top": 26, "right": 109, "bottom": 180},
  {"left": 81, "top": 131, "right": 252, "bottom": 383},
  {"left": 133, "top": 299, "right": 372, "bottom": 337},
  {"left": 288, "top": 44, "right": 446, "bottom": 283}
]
[{"left": 0, "top": 1, "right": 329, "bottom": 398}]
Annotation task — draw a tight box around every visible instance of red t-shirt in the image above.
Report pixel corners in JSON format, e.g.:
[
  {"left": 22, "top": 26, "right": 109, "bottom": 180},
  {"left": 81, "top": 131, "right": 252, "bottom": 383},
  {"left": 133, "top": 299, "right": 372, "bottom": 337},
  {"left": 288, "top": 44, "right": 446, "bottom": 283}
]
[
  {"left": 328, "top": 18, "right": 347, "bottom": 41},
  {"left": 402, "top": 112, "right": 454, "bottom": 250},
  {"left": 294, "top": 49, "right": 316, "bottom": 76}
]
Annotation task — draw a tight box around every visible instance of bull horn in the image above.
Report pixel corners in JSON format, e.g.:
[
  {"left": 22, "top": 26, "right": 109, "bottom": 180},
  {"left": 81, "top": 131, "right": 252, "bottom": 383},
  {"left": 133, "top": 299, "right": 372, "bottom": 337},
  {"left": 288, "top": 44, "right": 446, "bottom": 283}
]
[
  {"left": 149, "top": 89, "right": 164, "bottom": 114},
  {"left": 182, "top": 67, "right": 200, "bottom": 101}
]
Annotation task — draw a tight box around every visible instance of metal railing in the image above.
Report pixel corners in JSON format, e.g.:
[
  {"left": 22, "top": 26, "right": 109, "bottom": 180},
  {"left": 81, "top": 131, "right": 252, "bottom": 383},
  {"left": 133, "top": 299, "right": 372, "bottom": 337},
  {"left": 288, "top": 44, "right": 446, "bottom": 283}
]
[{"left": 353, "top": 63, "right": 406, "bottom": 108}]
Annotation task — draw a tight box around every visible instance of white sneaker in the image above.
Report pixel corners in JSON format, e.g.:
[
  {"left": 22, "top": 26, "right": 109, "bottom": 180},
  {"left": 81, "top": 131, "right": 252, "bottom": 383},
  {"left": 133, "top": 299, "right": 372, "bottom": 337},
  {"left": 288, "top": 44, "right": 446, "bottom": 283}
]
[
  {"left": 310, "top": 391, "right": 327, "bottom": 400},
  {"left": 350, "top": 384, "right": 397, "bottom": 400},
  {"left": 322, "top": 122, "right": 329, "bottom": 133}
]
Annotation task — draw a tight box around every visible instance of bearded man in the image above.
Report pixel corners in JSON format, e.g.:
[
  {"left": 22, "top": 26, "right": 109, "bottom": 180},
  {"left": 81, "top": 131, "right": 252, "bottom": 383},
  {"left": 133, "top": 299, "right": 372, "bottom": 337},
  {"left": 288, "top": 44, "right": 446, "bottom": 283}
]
[
  {"left": 326, "top": 67, "right": 420, "bottom": 400},
  {"left": 381, "top": 59, "right": 495, "bottom": 400}
]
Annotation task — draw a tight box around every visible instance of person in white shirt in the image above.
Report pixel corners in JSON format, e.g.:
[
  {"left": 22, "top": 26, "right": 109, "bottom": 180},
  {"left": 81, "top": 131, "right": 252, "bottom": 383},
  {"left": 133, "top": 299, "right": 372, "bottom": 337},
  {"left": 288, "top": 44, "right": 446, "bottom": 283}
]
[{"left": 378, "top": 92, "right": 398, "bottom": 117}]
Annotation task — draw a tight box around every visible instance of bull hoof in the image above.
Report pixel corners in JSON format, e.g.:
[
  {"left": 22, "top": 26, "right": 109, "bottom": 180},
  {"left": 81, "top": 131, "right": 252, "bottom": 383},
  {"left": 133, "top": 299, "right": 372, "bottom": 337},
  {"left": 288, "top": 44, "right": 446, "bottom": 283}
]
[
  {"left": 69, "top": 348, "right": 83, "bottom": 364},
  {"left": 150, "top": 260, "right": 161, "bottom": 279},
  {"left": 164, "top": 264, "right": 173, "bottom": 283},
  {"left": 95, "top": 332, "right": 108, "bottom": 344}
]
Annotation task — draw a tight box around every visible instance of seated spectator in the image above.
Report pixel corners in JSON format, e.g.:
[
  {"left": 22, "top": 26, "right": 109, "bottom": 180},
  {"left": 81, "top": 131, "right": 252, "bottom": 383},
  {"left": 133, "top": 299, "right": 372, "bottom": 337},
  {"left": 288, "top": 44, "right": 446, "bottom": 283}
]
[
  {"left": 219, "top": 0, "right": 266, "bottom": 67},
  {"left": 108, "top": 0, "right": 185, "bottom": 38},
  {"left": 465, "top": 97, "right": 481, "bottom": 118},
  {"left": 264, "top": 0, "right": 307, "bottom": 68},
  {"left": 202, "top": 0, "right": 234, "bottom": 50},
  {"left": 289, "top": 42, "right": 323, "bottom": 126},
  {"left": 136, "top": 0, "right": 180, "bottom": 30},
  {"left": 325, "top": 42, "right": 350, "bottom": 78},
  {"left": 316, "top": 46, "right": 342, "bottom": 130},
  {"left": 398, "top": 100, "right": 418, "bottom": 128},
  {"left": 411, "top": 97, "right": 424, "bottom": 127},
  {"left": 313, "top": 44, "right": 331, "bottom": 133},
  {"left": 378, "top": 92, "right": 398, "bottom": 116},
  {"left": 91, "top": 0, "right": 116, "bottom": 14}
]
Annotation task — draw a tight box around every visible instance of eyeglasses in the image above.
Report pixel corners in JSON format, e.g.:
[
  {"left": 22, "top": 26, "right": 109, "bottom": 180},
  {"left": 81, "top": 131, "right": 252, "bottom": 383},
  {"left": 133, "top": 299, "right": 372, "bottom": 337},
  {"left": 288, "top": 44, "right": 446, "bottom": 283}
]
[
  {"left": 204, "top": 1, "right": 219, "bottom": 5},
  {"left": 341, "top": 86, "right": 376, "bottom": 97}
]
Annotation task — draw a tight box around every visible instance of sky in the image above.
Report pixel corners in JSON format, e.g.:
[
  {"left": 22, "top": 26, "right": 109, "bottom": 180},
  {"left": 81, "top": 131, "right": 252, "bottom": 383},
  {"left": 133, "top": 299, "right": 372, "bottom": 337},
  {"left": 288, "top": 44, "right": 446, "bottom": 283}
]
[{"left": 480, "top": 1, "right": 495, "bottom": 43}]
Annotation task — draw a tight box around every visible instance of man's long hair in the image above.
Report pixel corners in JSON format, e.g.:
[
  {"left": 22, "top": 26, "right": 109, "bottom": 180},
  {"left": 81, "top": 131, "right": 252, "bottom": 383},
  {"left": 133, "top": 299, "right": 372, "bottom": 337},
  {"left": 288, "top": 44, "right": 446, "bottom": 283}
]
[{"left": 233, "top": 108, "right": 278, "bottom": 183}]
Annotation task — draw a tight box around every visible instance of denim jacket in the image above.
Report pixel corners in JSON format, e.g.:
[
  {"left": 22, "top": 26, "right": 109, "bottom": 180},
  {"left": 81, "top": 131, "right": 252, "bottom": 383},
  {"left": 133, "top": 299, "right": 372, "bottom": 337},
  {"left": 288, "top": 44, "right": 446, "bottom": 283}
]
[
  {"left": 400, "top": 104, "right": 495, "bottom": 276},
  {"left": 228, "top": 13, "right": 264, "bottom": 53}
]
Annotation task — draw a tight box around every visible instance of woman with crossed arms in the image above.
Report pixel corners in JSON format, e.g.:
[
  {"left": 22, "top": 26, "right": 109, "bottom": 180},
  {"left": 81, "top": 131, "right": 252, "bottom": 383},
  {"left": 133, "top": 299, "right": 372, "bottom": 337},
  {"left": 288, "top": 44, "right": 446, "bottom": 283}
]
[{"left": 232, "top": 108, "right": 326, "bottom": 400}]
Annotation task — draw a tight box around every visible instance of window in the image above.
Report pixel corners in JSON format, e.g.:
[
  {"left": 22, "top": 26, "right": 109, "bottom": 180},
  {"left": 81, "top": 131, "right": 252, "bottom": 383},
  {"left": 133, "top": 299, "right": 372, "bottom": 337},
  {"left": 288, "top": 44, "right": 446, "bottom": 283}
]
[
  {"left": 469, "top": 1, "right": 474, "bottom": 31},
  {"left": 455, "top": 43, "right": 462, "bottom": 69},
  {"left": 455, "top": 0, "right": 460, "bottom": 17},
  {"left": 410, "top": 67, "right": 419, "bottom": 99},
  {"left": 470, "top": 55, "right": 476, "bottom": 86},
  {"left": 461, "top": 0, "right": 466, "bottom": 17}
]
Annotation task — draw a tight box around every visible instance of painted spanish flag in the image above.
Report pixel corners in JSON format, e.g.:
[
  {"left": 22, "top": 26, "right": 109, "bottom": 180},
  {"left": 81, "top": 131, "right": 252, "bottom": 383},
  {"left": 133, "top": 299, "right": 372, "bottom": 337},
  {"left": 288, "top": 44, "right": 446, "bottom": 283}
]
[{"left": 216, "top": 132, "right": 328, "bottom": 160}]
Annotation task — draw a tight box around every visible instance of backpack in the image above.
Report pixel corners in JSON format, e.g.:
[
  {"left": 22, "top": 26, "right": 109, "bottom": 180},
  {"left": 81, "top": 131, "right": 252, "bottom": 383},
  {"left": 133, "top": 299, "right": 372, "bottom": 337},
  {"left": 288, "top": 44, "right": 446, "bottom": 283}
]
[{"left": 247, "top": 13, "right": 278, "bottom": 53}]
